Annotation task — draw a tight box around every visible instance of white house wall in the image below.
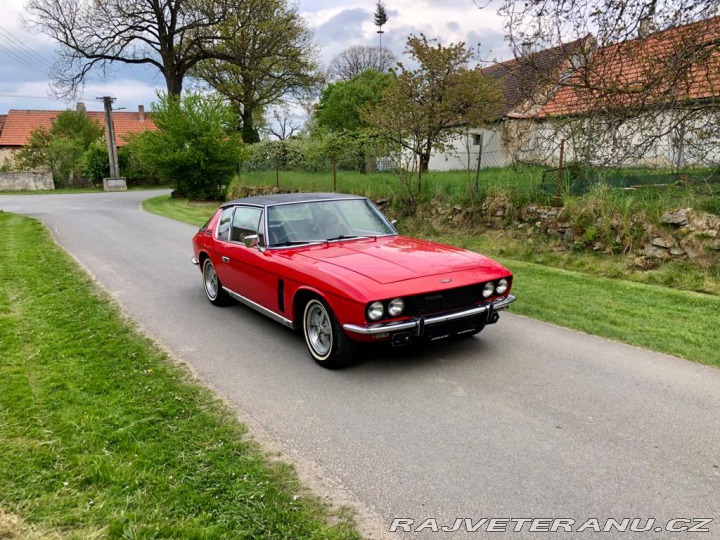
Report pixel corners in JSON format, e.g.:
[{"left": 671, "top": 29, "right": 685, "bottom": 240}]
[{"left": 430, "top": 108, "right": 720, "bottom": 171}]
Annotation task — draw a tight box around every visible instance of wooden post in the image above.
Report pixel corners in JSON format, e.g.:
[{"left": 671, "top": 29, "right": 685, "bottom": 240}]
[
  {"left": 332, "top": 153, "right": 337, "bottom": 192},
  {"left": 474, "top": 133, "right": 484, "bottom": 192},
  {"left": 275, "top": 153, "right": 279, "bottom": 188},
  {"left": 556, "top": 138, "right": 565, "bottom": 207},
  {"left": 417, "top": 151, "right": 423, "bottom": 194}
]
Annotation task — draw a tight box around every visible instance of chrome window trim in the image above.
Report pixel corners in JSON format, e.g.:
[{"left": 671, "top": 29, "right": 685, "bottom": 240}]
[
  {"left": 218, "top": 205, "right": 266, "bottom": 247},
  {"left": 262, "top": 197, "right": 397, "bottom": 249}
]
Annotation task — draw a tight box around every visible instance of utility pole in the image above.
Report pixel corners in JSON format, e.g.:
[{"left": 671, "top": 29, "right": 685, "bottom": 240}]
[{"left": 98, "top": 96, "right": 127, "bottom": 191}]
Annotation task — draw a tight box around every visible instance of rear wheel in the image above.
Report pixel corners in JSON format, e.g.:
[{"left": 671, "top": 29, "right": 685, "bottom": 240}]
[
  {"left": 303, "top": 298, "right": 356, "bottom": 369},
  {"left": 203, "top": 258, "right": 231, "bottom": 306}
]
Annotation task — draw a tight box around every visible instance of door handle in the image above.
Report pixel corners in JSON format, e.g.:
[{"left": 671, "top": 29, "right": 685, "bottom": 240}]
[{"left": 222, "top": 256, "right": 230, "bottom": 263}]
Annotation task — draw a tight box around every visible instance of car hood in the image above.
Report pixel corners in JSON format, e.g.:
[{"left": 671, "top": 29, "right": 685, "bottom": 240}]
[{"left": 295, "top": 236, "right": 507, "bottom": 284}]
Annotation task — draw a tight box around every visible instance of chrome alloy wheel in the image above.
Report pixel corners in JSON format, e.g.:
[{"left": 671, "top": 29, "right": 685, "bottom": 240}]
[
  {"left": 203, "top": 260, "right": 219, "bottom": 301},
  {"left": 304, "top": 300, "right": 333, "bottom": 360}
]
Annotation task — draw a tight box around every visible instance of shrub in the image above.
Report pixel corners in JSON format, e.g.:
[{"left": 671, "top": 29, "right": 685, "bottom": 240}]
[
  {"left": 83, "top": 141, "right": 110, "bottom": 185},
  {"left": 133, "top": 93, "right": 242, "bottom": 199}
]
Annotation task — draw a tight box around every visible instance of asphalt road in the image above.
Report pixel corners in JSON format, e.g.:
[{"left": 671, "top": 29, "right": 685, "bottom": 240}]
[{"left": 1, "top": 190, "right": 718, "bottom": 539}]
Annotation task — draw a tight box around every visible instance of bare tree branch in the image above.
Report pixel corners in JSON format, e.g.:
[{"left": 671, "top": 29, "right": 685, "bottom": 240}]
[
  {"left": 25, "top": 0, "right": 235, "bottom": 98},
  {"left": 329, "top": 45, "right": 396, "bottom": 81},
  {"left": 487, "top": 0, "right": 720, "bottom": 168}
]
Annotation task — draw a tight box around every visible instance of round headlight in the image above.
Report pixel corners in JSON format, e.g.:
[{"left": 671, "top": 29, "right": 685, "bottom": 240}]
[
  {"left": 367, "top": 301, "right": 385, "bottom": 321},
  {"left": 496, "top": 278, "right": 509, "bottom": 295},
  {"left": 388, "top": 298, "right": 405, "bottom": 317},
  {"left": 482, "top": 282, "right": 495, "bottom": 298}
]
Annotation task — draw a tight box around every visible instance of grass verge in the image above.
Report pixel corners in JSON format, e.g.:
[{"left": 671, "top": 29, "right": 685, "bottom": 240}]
[
  {"left": 142, "top": 195, "right": 219, "bottom": 228},
  {"left": 0, "top": 210, "right": 361, "bottom": 539},
  {"left": 142, "top": 194, "right": 720, "bottom": 367}
]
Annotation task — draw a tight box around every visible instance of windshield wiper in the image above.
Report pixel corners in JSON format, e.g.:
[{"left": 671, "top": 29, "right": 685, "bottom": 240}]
[
  {"left": 273, "top": 240, "right": 326, "bottom": 247},
  {"left": 325, "top": 234, "right": 376, "bottom": 242}
]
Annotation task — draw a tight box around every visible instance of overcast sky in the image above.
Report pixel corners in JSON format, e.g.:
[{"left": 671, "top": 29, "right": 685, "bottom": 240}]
[{"left": 0, "top": 0, "right": 509, "bottom": 115}]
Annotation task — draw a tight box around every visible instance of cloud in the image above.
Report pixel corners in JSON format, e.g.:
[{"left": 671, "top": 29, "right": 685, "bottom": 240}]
[
  {"left": 314, "top": 8, "right": 372, "bottom": 62},
  {"left": 1, "top": 0, "right": 511, "bottom": 114}
]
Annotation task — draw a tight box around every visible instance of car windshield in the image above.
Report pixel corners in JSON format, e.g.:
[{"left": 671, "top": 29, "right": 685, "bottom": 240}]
[{"left": 266, "top": 198, "right": 395, "bottom": 247}]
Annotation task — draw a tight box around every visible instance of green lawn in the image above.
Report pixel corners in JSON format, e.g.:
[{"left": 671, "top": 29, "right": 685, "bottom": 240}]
[
  {"left": 0, "top": 211, "right": 361, "bottom": 539},
  {"left": 143, "top": 194, "right": 720, "bottom": 367}
]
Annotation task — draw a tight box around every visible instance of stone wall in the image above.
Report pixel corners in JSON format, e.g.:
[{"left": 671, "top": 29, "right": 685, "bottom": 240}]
[{"left": 0, "top": 172, "right": 54, "bottom": 191}]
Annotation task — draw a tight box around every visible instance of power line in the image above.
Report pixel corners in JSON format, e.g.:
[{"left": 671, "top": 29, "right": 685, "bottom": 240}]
[
  {"left": 0, "top": 26, "right": 109, "bottom": 99},
  {"left": 0, "top": 26, "right": 55, "bottom": 71}
]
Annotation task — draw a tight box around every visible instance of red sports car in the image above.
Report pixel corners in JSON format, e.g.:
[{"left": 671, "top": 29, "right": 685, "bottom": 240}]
[{"left": 192, "top": 193, "right": 516, "bottom": 368}]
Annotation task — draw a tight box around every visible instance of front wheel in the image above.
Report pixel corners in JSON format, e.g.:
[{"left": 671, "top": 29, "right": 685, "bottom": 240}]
[
  {"left": 303, "top": 298, "right": 356, "bottom": 369},
  {"left": 202, "top": 258, "right": 231, "bottom": 306}
]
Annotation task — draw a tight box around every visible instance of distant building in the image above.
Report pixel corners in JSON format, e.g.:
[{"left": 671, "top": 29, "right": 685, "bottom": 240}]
[
  {"left": 0, "top": 102, "right": 156, "bottom": 169},
  {"left": 428, "top": 16, "right": 720, "bottom": 171}
]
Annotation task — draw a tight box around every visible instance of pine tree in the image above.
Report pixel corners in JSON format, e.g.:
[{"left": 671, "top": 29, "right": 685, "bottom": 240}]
[{"left": 374, "top": 1, "right": 388, "bottom": 49}]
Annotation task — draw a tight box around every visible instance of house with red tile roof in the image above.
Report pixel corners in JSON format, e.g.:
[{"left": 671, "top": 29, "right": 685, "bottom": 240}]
[
  {"left": 428, "top": 16, "right": 720, "bottom": 171},
  {"left": 0, "top": 103, "right": 156, "bottom": 170},
  {"left": 423, "top": 37, "right": 593, "bottom": 171}
]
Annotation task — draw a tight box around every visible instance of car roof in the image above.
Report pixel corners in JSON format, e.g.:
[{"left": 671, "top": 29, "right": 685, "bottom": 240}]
[{"left": 223, "top": 192, "right": 365, "bottom": 208}]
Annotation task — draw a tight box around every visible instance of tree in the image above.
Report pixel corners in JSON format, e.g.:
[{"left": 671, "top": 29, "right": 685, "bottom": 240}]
[
  {"left": 192, "top": 0, "right": 323, "bottom": 144},
  {"left": 14, "top": 109, "right": 104, "bottom": 186},
  {"left": 329, "top": 46, "right": 396, "bottom": 81},
  {"left": 132, "top": 93, "right": 242, "bottom": 199},
  {"left": 264, "top": 107, "right": 303, "bottom": 141},
  {"left": 363, "top": 35, "right": 503, "bottom": 181},
  {"left": 490, "top": 0, "right": 720, "bottom": 169},
  {"left": 374, "top": 1, "right": 389, "bottom": 49},
  {"left": 25, "top": 0, "right": 237, "bottom": 98},
  {"left": 315, "top": 69, "right": 390, "bottom": 172}
]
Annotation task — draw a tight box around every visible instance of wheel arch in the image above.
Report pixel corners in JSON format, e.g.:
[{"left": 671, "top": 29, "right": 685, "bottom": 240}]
[{"left": 292, "top": 287, "right": 325, "bottom": 331}]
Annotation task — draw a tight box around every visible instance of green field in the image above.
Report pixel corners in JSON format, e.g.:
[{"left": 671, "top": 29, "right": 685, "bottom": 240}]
[
  {"left": 0, "top": 211, "right": 361, "bottom": 539},
  {"left": 230, "top": 166, "right": 548, "bottom": 203}
]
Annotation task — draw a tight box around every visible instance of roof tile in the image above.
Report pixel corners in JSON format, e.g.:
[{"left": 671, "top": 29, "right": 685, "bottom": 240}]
[{"left": 0, "top": 108, "right": 156, "bottom": 147}]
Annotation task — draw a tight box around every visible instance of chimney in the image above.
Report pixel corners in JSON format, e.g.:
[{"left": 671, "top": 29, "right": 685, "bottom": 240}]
[
  {"left": 76, "top": 102, "right": 86, "bottom": 114},
  {"left": 521, "top": 41, "right": 533, "bottom": 57},
  {"left": 138, "top": 105, "right": 145, "bottom": 122}
]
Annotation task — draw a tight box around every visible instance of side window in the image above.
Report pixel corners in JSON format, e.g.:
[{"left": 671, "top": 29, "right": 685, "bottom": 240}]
[
  {"left": 216, "top": 207, "right": 234, "bottom": 241},
  {"left": 229, "top": 206, "right": 263, "bottom": 243}
]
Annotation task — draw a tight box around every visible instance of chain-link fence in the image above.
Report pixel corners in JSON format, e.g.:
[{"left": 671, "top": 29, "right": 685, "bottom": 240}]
[{"left": 234, "top": 138, "right": 720, "bottom": 204}]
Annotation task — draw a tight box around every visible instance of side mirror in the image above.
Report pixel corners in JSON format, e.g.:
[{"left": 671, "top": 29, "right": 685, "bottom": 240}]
[{"left": 243, "top": 234, "right": 259, "bottom": 248}]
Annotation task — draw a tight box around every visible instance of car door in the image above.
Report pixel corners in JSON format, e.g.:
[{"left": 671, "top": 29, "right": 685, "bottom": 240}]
[
  {"left": 221, "top": 205, "right": 273, "bottom": 308},
  {"left": 211, "top": 206, "right": 235, "bottom": 287}
]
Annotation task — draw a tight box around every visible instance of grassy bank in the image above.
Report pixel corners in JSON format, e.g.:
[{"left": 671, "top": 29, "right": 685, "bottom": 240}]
[
  {"left": 142, "top": 194, "right": 720, "bottom": 367},
  {"left": 0, "top": 211, "right": 361, "bottom": 539}
]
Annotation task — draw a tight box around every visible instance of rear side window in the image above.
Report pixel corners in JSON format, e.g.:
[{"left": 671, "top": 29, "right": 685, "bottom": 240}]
[{"left": 216, "top": 207, "right": 234, "bottom": 241}]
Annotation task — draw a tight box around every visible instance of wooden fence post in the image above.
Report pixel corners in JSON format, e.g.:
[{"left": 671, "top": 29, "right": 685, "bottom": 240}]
[{"left": 556, "top": 139, "right": 565, "bottom": 207}]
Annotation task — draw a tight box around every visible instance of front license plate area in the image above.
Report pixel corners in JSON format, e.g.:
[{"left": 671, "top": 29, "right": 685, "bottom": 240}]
[{"left": 425, "top": 317, "right": 481, "bottom": 341}]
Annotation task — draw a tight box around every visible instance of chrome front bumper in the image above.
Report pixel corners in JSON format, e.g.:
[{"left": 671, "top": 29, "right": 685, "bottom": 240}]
[{"left": 343, "top": 294, "right": 517, "bottom": 336}]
